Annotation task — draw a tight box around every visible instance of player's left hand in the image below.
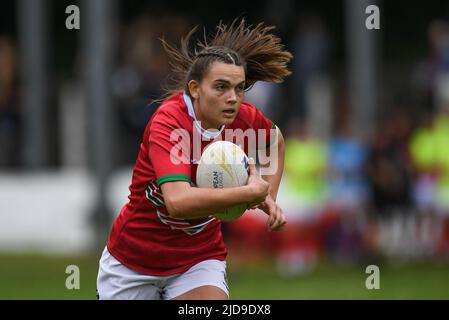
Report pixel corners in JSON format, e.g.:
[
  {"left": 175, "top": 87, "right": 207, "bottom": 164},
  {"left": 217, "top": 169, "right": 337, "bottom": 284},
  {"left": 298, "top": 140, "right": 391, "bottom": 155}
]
[{"left": 257, "top": 195, "right": 286, "bottom": 232}]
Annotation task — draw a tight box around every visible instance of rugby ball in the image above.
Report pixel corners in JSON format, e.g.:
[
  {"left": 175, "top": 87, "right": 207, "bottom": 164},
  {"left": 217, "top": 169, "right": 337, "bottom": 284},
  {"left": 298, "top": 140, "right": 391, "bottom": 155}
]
[{"left": 196, "top": 141, "right": 250, "bottom": 221}]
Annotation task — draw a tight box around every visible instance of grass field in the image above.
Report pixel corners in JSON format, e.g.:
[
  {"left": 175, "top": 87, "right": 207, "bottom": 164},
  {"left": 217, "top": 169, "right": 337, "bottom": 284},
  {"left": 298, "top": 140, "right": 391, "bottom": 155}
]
[{"left": 0, "top": 252, "right": 448, "bottom": 300}]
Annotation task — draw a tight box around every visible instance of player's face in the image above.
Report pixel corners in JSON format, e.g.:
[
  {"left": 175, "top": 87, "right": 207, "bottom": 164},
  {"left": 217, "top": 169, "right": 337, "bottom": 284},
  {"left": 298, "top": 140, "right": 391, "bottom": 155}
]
[{"left": 188, "top": 61, "right": 246, "bottom": 129}]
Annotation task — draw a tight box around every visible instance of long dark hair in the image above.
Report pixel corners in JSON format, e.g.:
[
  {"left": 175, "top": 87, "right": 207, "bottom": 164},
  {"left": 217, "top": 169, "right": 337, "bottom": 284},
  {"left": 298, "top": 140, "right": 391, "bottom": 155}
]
[{"left": 159, "top": 18, "right": 293, "bottom": 99}]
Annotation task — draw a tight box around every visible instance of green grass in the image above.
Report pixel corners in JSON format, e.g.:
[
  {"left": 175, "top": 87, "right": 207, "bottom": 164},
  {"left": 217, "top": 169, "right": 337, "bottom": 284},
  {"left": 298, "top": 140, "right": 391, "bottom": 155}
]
[
  {"left": 228, "top": 260, "right": 449, "bottom": 299},
  {"left": 0, "top": 252, "right": 448, "bottom": 300},
  {"left": 0, "top": 253, "right": 100, "bottom": 300}
]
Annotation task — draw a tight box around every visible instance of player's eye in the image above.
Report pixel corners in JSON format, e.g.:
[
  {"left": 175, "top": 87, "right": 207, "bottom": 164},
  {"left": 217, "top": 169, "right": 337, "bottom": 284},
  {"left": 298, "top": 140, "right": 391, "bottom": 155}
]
[
  {"left": 215, "top": 84, "right": 226, "bottom": 91},
  {"left": 235, "top": 85, "right": 245, "bottom": 93}
]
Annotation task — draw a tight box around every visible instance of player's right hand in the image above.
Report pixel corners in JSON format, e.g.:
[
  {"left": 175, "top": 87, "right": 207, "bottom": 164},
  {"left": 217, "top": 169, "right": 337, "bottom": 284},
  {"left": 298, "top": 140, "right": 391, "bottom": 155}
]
[{"left": 246, "top": 158, "right": 270, "bottom": 208}]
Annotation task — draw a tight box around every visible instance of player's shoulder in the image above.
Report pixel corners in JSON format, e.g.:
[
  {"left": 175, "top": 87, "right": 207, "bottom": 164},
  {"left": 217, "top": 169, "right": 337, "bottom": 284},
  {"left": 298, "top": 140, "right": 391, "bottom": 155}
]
[
  {"left": 236, "top": 100, "right": 259, "bottom": 119},
  {"left": 239, "top": 99, "right": 258, "bottom": 112},
  {"left": 141, "top": 93, "right": 189, "bottom": 140},
  {"left": 235, "top": 100, "right": 267, "bottom": 125},
  {"left": 152, "top": 92, "right": 188, "bottom": 123}
]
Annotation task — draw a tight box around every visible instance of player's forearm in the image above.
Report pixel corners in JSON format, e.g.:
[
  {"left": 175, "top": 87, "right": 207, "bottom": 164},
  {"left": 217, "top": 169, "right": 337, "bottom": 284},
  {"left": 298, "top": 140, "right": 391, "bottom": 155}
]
[
  {"left": 261, "top": 130, "right": 285, "bottom": 201},
  {"left": 166, "top": 185, "right": 254, "bottom": 219}
]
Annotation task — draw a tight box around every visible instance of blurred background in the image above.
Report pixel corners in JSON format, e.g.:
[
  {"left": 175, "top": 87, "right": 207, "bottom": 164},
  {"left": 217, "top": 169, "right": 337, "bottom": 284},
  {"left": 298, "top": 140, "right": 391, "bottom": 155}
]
[{"left": 1, "top": 0, "right": 449, "bottom": 299}]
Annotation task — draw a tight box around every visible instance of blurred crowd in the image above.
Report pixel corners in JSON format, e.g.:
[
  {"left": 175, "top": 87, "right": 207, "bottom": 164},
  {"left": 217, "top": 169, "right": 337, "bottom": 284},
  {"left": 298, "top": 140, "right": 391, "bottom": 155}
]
[
  {"left": 228, "top": 18, "right": 449, "bottom": 276},
  {"left": 0, "top": 36, "right": 19, "bottom": 167},
  {"left": 1, "top": 11, "right": 449, "bottom": 275}
]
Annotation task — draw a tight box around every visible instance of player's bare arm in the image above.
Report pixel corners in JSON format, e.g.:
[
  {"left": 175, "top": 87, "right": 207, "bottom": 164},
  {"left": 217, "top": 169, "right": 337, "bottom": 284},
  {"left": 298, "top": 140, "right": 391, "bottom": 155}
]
[
  {"left": 256, "top": 129, "right": 287, "bottom": 231},
  {"left": 161, "top": 160, "right": 269, "bottom": 219},
  {"left": 261, "top": 129, "right": 285, "bottom": 201}
]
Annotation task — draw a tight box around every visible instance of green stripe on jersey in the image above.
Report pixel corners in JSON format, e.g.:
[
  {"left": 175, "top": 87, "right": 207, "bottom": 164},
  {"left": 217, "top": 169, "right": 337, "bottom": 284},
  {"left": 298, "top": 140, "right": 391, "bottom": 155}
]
[
  {"left": 157, "top": 174, "right": 191, "bottom": 187},
  {"left": 145, "top": 187, "right": 164, "bottom": 207}
]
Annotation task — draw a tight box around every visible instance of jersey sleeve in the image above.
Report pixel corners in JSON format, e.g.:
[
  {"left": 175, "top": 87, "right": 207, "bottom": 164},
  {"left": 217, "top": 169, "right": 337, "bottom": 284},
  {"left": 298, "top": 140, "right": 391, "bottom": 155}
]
[
  {"left": 149, "top": 111, "right": 192, "bottom": 187},
  {"left": 249, "top": 104, "right": 278, "bottom": 150}
]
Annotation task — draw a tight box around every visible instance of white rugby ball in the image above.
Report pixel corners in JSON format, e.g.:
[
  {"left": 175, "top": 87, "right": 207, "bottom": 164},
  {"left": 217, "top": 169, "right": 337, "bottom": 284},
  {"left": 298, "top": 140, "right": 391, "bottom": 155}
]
[{"left": 196, "top": 141, "right": 250, "bottom": 221}]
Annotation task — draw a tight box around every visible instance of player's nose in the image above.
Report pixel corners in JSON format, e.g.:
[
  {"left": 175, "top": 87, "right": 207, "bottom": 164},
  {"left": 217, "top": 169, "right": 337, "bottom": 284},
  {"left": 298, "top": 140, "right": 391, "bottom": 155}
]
[{"left": 226, "top": 89, "right": 237, "bottom": 104}]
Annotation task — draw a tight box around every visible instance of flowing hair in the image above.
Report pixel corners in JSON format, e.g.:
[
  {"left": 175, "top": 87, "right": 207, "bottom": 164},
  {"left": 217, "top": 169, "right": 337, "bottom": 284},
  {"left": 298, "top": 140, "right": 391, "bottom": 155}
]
[{"left": 159, "top": 18, "right": 293, "bottom": 100}]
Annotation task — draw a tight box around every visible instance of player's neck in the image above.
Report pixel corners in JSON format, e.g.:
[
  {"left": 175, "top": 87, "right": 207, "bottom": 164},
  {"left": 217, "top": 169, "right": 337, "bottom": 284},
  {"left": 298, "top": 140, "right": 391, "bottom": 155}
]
[{"left": 192, "top": 101, "right": 221, "bottom": 131}]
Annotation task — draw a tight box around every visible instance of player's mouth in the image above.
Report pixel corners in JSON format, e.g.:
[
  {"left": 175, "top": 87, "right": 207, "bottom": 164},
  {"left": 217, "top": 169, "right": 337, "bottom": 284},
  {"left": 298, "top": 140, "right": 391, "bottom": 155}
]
[{"left": 222, "top": 108, "right": 236, "bottom": 118}]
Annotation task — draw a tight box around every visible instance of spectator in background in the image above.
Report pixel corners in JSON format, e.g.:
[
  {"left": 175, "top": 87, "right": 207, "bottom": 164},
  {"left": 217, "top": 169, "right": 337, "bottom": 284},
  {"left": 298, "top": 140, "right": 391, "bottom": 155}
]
[
  {"left": 366, "top": 109, "right": 413, "bottom": 219},
  {"left": 291, "top": 13, "right": 330, "bottom": 119},
  {"left": 0, "top": 36, "right": 20, "bottom": 167},
  {"left": 429, "top": 103, "right": 449, "bottom": 258},
  {"left": 409, "top": 111, "right": 449, "bottom": 260},
  {"left": 413, "top": 20, "right": 449, "bottom": 113},
  {"left": 409, "top": 19, "right": 449, "bottom": 259},
  {"left": 325, "top": 90, "right": 369, "bottom": 265},
  {"left": 281, "top": 118, "right": 328, "bottom": 221},
  {"left": 366, "top": 109, "right": 416, "bottom": 261},
  {"left": 328, "top": 103, "right": 369, "bottom": 216},
  {"left": 432, "top": 112, "right": 449, "bottom": 215},
  {"left": 410, "top": 111, "right": 438, "bottom": 215},
  {"left": 112, "top": 15, "right": 189, "bottom": 165},
  {"left": 430, "top": 21, "right": 449, "bottom": 214},
  {"left": 273, "top": 118, "right": 328, "bottom": 276}
]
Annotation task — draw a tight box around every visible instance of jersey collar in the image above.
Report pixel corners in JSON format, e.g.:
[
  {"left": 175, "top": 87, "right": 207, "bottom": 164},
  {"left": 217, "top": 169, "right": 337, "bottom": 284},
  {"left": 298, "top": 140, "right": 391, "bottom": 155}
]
[{"left": 183, "top": 93, "right": 224, "bottom": 139}]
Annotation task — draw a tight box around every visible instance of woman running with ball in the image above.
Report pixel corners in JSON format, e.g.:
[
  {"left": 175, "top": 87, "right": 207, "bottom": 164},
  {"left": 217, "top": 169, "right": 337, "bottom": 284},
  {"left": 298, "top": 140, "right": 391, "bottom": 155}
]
[{"left": 97, "top": 18, "right": 292, "bottom": 300}]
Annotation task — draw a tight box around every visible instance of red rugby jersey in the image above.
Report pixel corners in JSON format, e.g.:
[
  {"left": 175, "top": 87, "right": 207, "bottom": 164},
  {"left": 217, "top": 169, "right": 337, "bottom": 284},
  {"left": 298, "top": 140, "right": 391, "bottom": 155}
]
[{"left": 107, "top": 92, "right": 276, "bottom": 276}]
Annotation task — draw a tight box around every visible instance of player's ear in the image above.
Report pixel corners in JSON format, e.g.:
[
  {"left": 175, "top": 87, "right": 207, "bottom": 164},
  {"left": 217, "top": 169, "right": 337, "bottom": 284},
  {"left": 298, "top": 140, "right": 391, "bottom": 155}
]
[{"left": 187, "top": 80, "right": 200, "bottom": 100}]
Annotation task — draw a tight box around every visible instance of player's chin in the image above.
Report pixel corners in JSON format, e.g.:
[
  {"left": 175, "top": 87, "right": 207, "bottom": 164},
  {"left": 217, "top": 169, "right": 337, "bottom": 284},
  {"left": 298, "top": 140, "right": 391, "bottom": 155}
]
[{"left": 220, "top": 114, "right": 237, "bottom": 125}]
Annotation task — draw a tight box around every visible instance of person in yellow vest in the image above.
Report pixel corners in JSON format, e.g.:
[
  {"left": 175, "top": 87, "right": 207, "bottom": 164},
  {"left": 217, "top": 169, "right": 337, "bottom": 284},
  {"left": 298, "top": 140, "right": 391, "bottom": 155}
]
[
  {"left": 410, "top": 111, "right": 449, "bottom": 259},
  {"left": 433, "top": 112, "right": 449, "bottom": 214},
  {"left": 274, "top": 119, "right": 328, "bottom": 276}
]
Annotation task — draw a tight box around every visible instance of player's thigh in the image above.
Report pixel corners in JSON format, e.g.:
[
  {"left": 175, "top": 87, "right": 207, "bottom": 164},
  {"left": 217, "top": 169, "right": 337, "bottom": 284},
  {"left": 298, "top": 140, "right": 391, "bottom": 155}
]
[
  {"left": 174, "top": 285, "right": 228, "bottom": 300},
  {"left": 97, "top": 273, "right": 162, "bottom": 300},
  {"left": 164, "top": 259, "right": 229, "bottom": 300},
  {"left": 96, "top": 248, "right": 163, "bottom": 300}
]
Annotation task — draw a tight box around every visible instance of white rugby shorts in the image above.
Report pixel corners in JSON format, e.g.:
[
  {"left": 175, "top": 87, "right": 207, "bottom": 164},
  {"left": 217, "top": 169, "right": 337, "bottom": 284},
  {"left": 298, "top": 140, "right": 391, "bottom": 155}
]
[{"left": 96, "top": 247, "right": 229, "bottom": 300}]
